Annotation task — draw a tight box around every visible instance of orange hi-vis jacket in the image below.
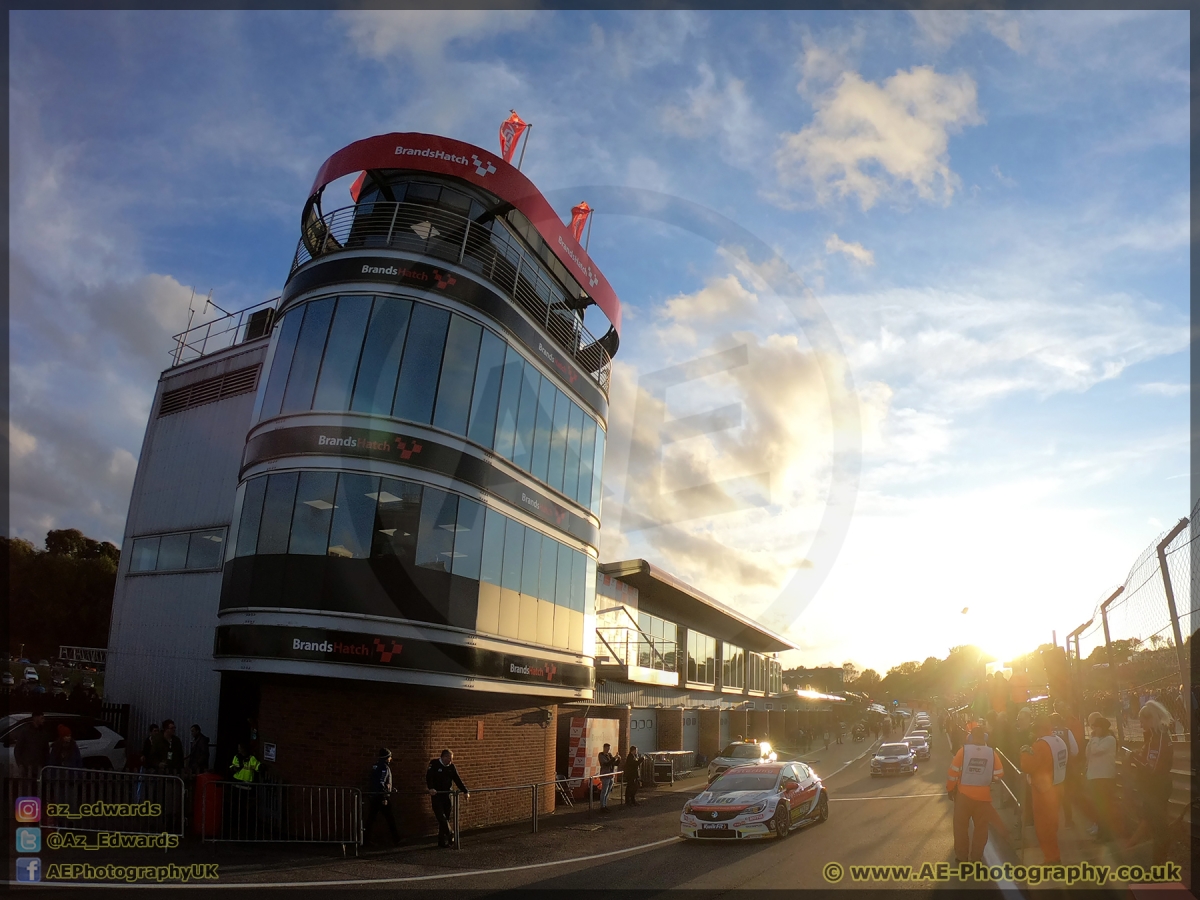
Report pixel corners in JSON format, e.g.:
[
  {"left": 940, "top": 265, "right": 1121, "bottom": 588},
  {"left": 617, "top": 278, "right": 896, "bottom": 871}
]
[{"left": 946, "top": 744, "right": 1004, "bottom": 801}]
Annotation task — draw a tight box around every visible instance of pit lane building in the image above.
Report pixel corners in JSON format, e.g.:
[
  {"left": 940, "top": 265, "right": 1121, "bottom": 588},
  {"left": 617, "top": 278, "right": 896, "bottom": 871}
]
[{"left": 103, "top": 130, "right": 799, "bottom": 836}]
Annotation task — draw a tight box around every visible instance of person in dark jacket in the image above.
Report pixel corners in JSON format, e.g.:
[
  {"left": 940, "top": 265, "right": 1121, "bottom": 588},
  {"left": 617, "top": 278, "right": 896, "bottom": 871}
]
[
  {"left": 141, "top": 723, "right": 164, "bottom": 772},
  {"left": 597, "top": 743, "right": 620, "bottom": 813},
  {"left": 160, "top": 720, "right": 185, "bottom": 772},
  {"left": 623, "top": 746, "right": 642, "bottom": 806},
  {"left": 426, "top": 749, "right": 469, "bottom": 848},
  {"left": 14, "top": 712, "right": 49, "bottom": 780},
  {"left": 365, "top": 748, "right": 400, "bottom": 847},
  {"left": 188, "top": 725, "right": 210, "bottom": 772},
  {"left": 48, "top": 724, "right": 82, "bottom": 769}
]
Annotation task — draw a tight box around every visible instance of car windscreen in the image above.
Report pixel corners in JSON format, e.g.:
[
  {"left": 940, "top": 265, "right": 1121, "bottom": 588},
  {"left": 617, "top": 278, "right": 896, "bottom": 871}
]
[
  {"left": 719, "top": 744, "right": 763, "bottom": 759},
  {"left": 879, "top": 744, "right": 910, "bottom": 755},
  {"left": 709, "top": 772, "right": 778, "bottom": 792}
]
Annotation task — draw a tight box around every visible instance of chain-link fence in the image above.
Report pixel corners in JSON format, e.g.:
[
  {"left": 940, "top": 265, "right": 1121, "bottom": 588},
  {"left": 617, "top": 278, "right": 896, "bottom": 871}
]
[{"left": 1064, "top": 500, "right": 1196, "bottom": 739}]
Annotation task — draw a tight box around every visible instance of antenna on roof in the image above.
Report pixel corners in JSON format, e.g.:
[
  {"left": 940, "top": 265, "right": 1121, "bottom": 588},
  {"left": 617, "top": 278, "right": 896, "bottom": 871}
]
[
  {"left": 174, "top": 287, "right": 199, "bottom": 366},
  {"left": 202, "top": 289, "right": 231, "bottom": 319}
]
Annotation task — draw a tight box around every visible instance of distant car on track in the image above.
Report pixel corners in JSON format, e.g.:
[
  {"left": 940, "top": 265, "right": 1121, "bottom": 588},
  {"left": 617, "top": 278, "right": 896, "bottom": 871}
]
[
  {"left": 682, "top": 762, "right": 828, "bottom": 840},
  {"left": 905, "top": 735, "right": 931, "bottom": 760},
  {"left": 871, "top": 742, "right": 917, "bottom": 777},
  {"left": 707, "top": 742, "right": 777, "bottom": 783}
]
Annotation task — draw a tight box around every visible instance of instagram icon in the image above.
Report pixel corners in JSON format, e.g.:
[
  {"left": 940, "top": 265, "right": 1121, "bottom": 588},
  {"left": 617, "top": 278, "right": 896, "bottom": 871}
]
[{"left": 15, "top": 797, "right": 40, "bottom": 823}]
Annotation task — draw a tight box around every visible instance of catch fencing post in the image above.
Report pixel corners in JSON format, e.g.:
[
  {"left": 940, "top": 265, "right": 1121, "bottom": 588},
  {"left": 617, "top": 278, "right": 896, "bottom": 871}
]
[
  {"left": 453, "top": 791, "right": 461, "bottom": 850},
  {"left": 1155, "top": 517, "right": 1190, "bottom": 687},
  {"left": 531, "top": 784, "right": 539, "bottom": 833},
  {"left": 1100, "top": 586, "right": 1126, "bottom": 747}
]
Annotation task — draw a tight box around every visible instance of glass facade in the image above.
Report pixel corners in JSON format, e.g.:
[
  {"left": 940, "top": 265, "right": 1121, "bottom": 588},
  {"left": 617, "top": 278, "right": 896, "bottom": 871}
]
[
  {"left": 129, "top": 528, "right": 227, "bottom": 574},
  {"left": 686, "top": 630, "right": 717, "bottom": 685},
  {"left": 748, "top": 651, "right": 769, "bottom": 693},
  {"left": 258, "top": 294, "right": 604, "bottom": 514},
  {"left": 721, "top": 642, "right": 745, "bottom": 690},
  {"left": 225, "top": 470, "right": 593, "bottom": 652}
]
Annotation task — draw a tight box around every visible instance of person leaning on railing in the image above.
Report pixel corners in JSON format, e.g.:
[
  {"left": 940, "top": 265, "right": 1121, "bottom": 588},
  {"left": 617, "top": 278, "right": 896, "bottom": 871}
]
[{"left": 426, "top": 749, "right": 469, "bottom": 849}]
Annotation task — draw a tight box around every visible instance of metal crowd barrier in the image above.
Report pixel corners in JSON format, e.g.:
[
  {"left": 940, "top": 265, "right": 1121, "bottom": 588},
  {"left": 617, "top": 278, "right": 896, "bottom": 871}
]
[
  {"left": 199, "top": 780, "right": 361, "bottom": 851},
  {"left": 38, "top": 766, "right": 185, "bottom": 836},
  {"left": 992, "top": 748, "right": 1025, "bottom": 850}
]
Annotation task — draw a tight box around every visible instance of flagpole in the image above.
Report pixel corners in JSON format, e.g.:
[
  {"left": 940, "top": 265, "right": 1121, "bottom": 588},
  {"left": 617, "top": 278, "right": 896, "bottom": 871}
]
[
  {"left": 585, "top": 210, "right": 593, "bottom": 252},
  {"left": 517, "top": 123, "right": 532, "bottom": 170}
]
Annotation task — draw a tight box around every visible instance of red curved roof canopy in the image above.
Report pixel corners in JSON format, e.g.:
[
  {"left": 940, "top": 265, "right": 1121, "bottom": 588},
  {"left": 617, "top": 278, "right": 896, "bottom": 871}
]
[{"left": 309, "top": 132, "right": 622, "bottom": 335}]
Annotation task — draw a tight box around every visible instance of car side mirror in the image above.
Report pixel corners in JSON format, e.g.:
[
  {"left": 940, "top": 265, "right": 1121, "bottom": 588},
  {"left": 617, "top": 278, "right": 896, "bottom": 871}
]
[{"left": 782, "top": 779, "right": 799, "bottom": 790}]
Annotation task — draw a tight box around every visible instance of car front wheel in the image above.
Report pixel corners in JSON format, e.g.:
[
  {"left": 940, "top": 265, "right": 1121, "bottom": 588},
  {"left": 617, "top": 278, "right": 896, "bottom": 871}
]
[
  {"left": 816, "top": 794, "right": 829, "bottom": 823},
  {"left": 774, "top": 805, "right": 791, "bottom": 839}
]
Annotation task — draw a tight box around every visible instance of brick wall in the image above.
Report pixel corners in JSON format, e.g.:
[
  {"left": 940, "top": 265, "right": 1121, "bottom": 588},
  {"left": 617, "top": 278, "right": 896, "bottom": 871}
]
[
  {"left": 655, "top": 708, "right": 683, "bottom": 751},
  {"left": 254, "top": 676, "right": 557, "bottom": 843},
  {"left": 697, "top": 709, "right": 720, "bottom": 762},
  {"left": 748, "top": 710, "right": 770, "bottom": 742}
]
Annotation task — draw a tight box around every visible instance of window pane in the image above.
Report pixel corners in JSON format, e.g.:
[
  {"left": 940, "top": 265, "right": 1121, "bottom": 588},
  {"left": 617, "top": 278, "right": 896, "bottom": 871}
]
[
  {"left": 480, "top": 508, "right": 506, "bottom": 585},
  {"left": 280, "top": 298, "right": 335, "bottom": 414},
  {"left": 590, "top": 427, "right": 606, "bottom": 516},
  {"left": 521, "top": 529, "right": 542, "bottom": 596},
  {"left": 129, "top": 537, "right": 160, "bottom": 573},
  {"left": 289, "top": 471, "right": 338, "bottom": 555},
  {"left": 157, "top": 533, "right": 190, "bottom": 571},
  {"left": 235, "top": 477, "right": 267, "bottom": 557},
  {"left": 416, "top": 487, "right": 458, "bottom": 571},
  {"left": 371, "top": 478, "right": 422, "bottom": 561},
  {"left": 546, "top": 389, "right": 570, "bottom": 493},
  {"left": 564, "top": 403, "right": 584, "bottom": 503},
  {"left": 501, "top": 518, "right": 523, "bottom": 591},
  {"left": 530, "top": 376, "right": 555, "bottom": 482},
  {"left": 185, "top": 529, "right": 224, "bottom": 569},
  {"left": 571, "top": 550, "right": 586, "bottom": 613},
  {"left": 257, "top": 472, "right": 299, "bottom": 555},
  {"left": 538, "top": 539, "right": 558, "bottom": 603},
  {"left": 492, "top": 346, "right": 525, "bottom": 460},
  {"left": 556, "top": 546, "right": 573, "bottom": 610},
  {"left": 393, "top": 303, "right": 450, "bottom": 424},
  {"left": 512, "top": 364, "right": 541, "bottom": 472},
  {"left": 452, "top": 498, "right": 485, "bottom": 580},
  {"left": 258, "top": 309, "right": 304, "bottom": 421},
  {"left": 466, "top": 331, "right": 507, "bottom": 447},
  {"left": 585, "top": 556, "right": 596, "bottom": 618},
  {"left": 577, "top": 416, "right": 596, "bottom": 508},
  {"left": 327, "top": 473, "right": 379, "bottom": 559},
  {"left": 312, "top": 295, "right": 373, "bottom": 411},
  {"left": 351, "top": 298, "right": 411, "bottom": 415},
  {"left": 432, "top": 315, "right": 483, "bottom": 436}
]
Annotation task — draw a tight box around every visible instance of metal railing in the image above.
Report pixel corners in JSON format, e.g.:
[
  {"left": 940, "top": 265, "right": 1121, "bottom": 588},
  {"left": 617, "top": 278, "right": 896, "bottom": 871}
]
[
  {"left": 169, "top": 297, "right": 277, "bottom": 368},
  {"left": 992, "top": 748, "right": 1025, "bottom": 849},
  {"left": 38, "top": 766, "right": 186, "bottom": 836},
  {"left": 290, "top": 201, "right": 612, "bottom": 394},
  {"left": 198, "top": 780, "right": 361, "bottom": 848}
]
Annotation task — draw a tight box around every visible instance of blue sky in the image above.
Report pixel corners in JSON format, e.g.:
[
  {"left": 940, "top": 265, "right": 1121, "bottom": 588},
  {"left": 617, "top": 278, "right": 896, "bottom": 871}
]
[{"left": 9, "top": 11, "right": 1190, "bottom": 672}]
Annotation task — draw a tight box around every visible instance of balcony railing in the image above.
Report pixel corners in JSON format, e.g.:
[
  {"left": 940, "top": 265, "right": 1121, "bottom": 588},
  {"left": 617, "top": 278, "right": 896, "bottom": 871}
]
[
  {"left": 169, "top": 297, "right": 278, "bottom": 368},
  {"left": 596, "top": 627, "right": 678, "bottom": 673},
  {"left": 290, "top": 201, "right": 612, "bottom": 395}
]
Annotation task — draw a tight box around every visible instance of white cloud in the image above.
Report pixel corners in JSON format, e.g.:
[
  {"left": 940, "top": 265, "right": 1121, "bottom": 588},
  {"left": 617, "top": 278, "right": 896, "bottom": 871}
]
[
  {"left": 337, "top": 10, "right": 536, "bottom": 64},
  {"left": 776, "top": 65, "right": 984, "bottom": 210},
  {"left": 660, "top": 63, "right": 768, "bottom": 165},
  {"left": 8, "top": 424, "right": 37, "bottom": 459},
  {"left": 990, "top": 164, "right": 1017, "bottom": 187},
  {"left": 1138, "top": 382, "right": 1189, "bottom": 397},
  {"left": 824, "top": 234, "right": 874, "bottom": 266},
  {"left": 909, "top": 10, "right": 1023, "bottom": 53},
  {"left": 588, "top": 12, "right": 706, "bottom": 79}
]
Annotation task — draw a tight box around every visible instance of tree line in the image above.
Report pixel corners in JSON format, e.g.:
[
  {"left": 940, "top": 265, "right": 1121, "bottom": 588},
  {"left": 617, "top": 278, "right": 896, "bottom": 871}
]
[{"left": 6, "top": 529, "right": 119, "bottom": 659}]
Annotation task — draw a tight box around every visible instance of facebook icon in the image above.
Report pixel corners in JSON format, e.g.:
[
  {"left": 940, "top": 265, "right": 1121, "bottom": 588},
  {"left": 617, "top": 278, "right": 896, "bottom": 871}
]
[{"left": 16, "top": 857, "right": 41, "bottom": 883}]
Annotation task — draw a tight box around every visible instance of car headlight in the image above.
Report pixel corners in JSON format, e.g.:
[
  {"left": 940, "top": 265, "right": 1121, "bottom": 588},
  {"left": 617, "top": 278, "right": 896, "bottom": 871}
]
[
  {"left": 683, "top": 801, "right": 693, "bottom": 814},
  {"left": 744, "top": 801, "right": 768, "bottom": 814}
]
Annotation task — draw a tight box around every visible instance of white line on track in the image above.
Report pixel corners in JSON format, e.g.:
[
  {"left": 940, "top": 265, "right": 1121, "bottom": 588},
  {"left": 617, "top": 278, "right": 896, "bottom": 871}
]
[
  {"left": 829, "top": 793, "right": 945, "bottom": 801},
  {"left": 4, "top": 836, "right": 685, "bottom": 889}
]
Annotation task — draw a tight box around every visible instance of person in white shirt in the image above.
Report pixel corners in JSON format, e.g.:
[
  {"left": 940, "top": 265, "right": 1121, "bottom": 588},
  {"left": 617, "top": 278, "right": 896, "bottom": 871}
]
[{"left": 1084, "top": 715, "right": 1119, "bottom": 841}]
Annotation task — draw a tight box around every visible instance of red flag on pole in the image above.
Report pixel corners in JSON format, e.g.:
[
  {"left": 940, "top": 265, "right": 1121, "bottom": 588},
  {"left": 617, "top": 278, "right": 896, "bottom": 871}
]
[
  {"left": 499, "top": 110, "right": 528, "bottom": 163},
  {"left": 569, "top": 201, "right": 591, "bottom": 242},
  {"left": 349, "top": 171, "right": 367, "bottom": 202}
]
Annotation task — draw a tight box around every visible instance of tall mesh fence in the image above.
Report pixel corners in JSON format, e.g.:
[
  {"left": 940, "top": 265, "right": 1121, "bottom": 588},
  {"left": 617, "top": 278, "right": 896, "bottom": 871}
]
[{"left": 1064, "top": 500, "right": 1197, "bottom": 738}]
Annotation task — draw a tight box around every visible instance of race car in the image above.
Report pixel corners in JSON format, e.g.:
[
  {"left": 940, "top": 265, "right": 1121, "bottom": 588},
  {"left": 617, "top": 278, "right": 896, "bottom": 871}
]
[
  {"left": 681, "top": 762, "right": 828, "bottom": 840},
  {"left": 706, "top": 741, "right": 777, "bottom": 783},
  {"left": 871, "top": 742, "right": 917, "bottom": 776},
  {"left": 905, "top": 735, "right": 931, "bottom": 760}
]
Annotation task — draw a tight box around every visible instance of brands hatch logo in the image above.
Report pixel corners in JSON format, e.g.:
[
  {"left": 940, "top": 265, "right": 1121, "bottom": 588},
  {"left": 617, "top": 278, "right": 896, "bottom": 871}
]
[
  {"left": 509, "top": 661, "right": 558, "bottom": 681},
  {"left": 394, "top": 437, "right": 423, "bottom": 460},
  {"left": 556, "top": 235, "right": 599, "bottom": 288},
  {"left": 431, "top": 269, "right": 457, "bottom": 290},
  {"left": 471, "top": 155, "right": 497, "bottom": 178},
  {"left": 373, "top": 638, "right": 403, "bottom": 663}
]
